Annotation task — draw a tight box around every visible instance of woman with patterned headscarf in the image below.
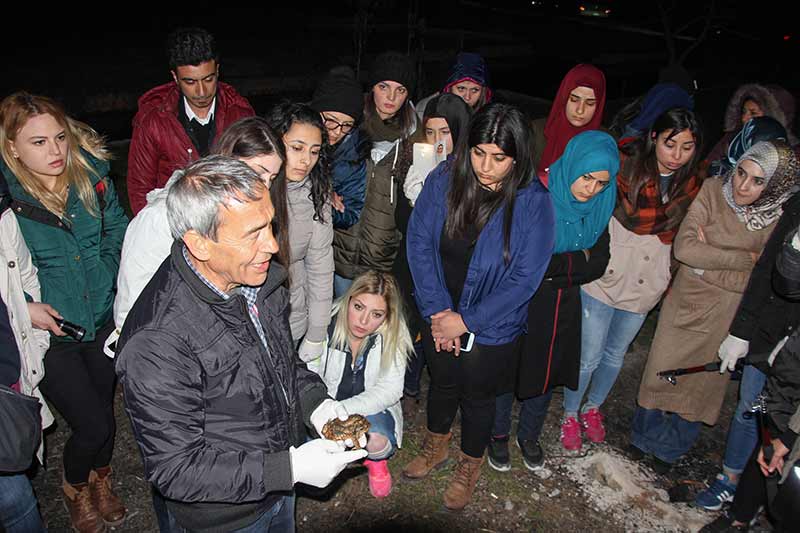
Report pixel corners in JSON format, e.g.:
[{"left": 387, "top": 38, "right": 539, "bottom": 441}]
[{"left": 631, "top": 140, "right": 800, "bottom": 471}]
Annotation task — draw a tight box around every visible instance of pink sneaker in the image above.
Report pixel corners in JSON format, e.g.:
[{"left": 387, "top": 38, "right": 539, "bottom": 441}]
[
  {"left": 580, "top": 408, "right": 606, "bottom": 443},
  {"left": 364, "top": 459, "right": 392, "bottom": 498},
  {"left": 560, "top": 416, "right": 582, "bottom": 451}
]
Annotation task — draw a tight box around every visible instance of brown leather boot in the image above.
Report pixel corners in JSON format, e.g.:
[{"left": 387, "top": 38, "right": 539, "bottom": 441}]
[
  {"left": 402, "top": 429, "right": 451, "bottom": 479},
  {"left": 62, "top": 479, "right": 107, "bottom": 533},
  {"left": 443, "top": 450, "right": 485, "bottom": 511},
  {"left": 89, "top": 466, "right": 127, "bottom": 526}
]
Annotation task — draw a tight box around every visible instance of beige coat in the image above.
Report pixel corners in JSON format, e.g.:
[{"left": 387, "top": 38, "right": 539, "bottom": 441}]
[
  {"left": 0, "top": 209, "right": 53, "bottom": 462},
  {"left": 638, "top": 179, "right": 774, "bottom": 425}
]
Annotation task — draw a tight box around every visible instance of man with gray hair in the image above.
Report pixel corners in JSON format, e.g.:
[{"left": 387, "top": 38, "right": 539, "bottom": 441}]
[{"left": 115, "top": 156, "right": 365, "bottom": 532}]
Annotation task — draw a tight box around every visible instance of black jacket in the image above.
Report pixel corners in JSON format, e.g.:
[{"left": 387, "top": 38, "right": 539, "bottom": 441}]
[
  {"left": 116, "top": 242, "right": 328, "bottom": 532},
  {"left": 730, "top": 192, "right": 800, "bottom": 369}
]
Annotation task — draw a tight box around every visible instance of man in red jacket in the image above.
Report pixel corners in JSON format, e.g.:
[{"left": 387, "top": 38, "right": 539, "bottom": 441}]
[{"left": 126, "top": 27, "right": 254, "bottom": 214}]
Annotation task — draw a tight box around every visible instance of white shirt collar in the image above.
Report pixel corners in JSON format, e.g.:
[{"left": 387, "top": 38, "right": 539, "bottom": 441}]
[{"left": 184, "top": 97, "right": 216, "bottom": 126}]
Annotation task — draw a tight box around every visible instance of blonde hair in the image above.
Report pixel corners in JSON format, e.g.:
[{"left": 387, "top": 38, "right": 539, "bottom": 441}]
[
  {"left": 0, "top": 92, "right": 110, "bottom": 217},
  {"left": 330, "top": 270, "right": 413, "bottom": 371}
]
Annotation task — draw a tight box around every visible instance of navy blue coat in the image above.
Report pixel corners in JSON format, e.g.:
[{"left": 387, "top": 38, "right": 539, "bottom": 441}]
[{"left": 407, "top": 161, "right": 555, "bottom": 345}]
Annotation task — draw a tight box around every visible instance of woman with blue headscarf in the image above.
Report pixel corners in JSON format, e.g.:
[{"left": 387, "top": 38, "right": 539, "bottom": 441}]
[{"left": 490, "top": 131, "right": 620, "bottom": 472}]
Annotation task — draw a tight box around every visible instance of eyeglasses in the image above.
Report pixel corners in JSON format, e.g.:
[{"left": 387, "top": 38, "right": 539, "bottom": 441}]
[{"left": 323, "top": 116, "right": 355, "bottom": 134}]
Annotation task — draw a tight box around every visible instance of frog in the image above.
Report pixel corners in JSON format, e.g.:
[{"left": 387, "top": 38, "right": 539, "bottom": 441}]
[{"left": 321, "top": 414, "right": 371, "bottom": 449}]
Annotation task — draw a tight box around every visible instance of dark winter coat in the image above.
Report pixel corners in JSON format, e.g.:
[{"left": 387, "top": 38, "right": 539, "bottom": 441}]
[
  {"left": 730, "top": 192, "right": 800, "bottom": 371},
  {"left": 330, "top": 129, "right": 369, "bottom": 230},
  {"left": 127, "top": 82, "right": 254, "bottom": 214},
  {"left": 116, "top": 241, "right": 328, "bottom": 532},
  {"left": 0, "top": 154, "right": 128, "bottom": 343},
  {"left": 516, "top": 228, "right": 611, "bottom": 398}
]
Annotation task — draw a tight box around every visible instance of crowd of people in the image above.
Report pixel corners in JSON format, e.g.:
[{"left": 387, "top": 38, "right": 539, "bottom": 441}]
[{"left": 1, "top": 25, "right": 800, "bottom": 533}]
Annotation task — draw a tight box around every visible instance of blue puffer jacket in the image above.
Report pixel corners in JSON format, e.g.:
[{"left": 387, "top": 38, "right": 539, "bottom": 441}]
[
  {"left": 407, "top": 161, "right": 555, "bottom": 345},
  {"left": 330, "top": 130, "right": 369, "bottom": 229}
]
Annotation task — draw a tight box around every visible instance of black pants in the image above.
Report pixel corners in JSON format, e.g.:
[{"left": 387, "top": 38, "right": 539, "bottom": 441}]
[
  {"left": 423, "top": 324, "right": 518, "bottom": 458},
  {"left": 39, "top": 321, "right": 117, "bottom": 484}
]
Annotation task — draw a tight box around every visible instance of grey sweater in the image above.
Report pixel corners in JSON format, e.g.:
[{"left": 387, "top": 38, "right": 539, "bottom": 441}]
[{"left": 287, "top": 177, "right": 334, "bottom": 343}]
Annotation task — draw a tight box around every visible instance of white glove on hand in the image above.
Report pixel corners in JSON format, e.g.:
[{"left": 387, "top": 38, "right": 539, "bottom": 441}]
[
  {"left": 309, "top": 399, "right": 368, "bottom": 448},
  {"left": 289, "top": 439, "right": 367, "bottom": 488},
  {"left": 298, "top": 338, "right": 325, "bottom": 362},
  {"left": 718, "top": 334, "right": 749, "bottom": 373},
  {"left": 403, "top": 164, "right": 428, "bottom": 207}
]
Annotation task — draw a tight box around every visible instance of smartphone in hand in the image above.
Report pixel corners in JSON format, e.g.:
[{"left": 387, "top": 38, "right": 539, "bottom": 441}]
[{"left": 459, "top": 331, "right": 475, "bottom": 353}]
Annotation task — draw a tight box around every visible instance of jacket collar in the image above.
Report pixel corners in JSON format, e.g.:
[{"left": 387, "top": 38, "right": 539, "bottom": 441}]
[{"left": 170, "top": 239, "right": 288, "bottom": 305}]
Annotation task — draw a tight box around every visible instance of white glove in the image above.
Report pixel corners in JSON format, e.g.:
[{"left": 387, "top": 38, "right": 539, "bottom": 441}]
[
  {"left": 289, "top": 439, "right": 367, "bottom": 488},
  {"left": 403, "top": 164, "right": 428, "bottom": 207},
  {"left": 103, "top": 329, "right": 119, "bottom": 359},
  {"left": 309, "top": 399, "right": 368, "bottom": 448},
  {"left": 718, "top": 334, "right": 749, "bottom": 373},
  {"left": 298, "top": 338, "right": 325, "bottom": 362}
]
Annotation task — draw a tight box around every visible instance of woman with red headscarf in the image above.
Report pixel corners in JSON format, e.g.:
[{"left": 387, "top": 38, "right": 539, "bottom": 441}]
[{"left": 533, "top": 64, "right": 607, "bottom": 184}]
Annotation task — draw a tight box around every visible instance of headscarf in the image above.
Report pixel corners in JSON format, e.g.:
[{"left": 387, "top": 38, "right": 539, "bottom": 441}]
[
  {"left": 548, "top": 130, "right": 620, "bottom": 253},
  {"left": 718, "top": 116, "right": 789, "bottom": 175},
  {"left": 422, "top": 93, "right": 472, "bottom": 152},
  {"left": 539, "top": 64, "right": 606, "bottom": 174},
  {"left": 627, "top": 83, "right": 694, "bottom": 136},
  {"left": 441, "top": 52, "right": 493, "bottom": 103},
  {"left": 722, "top": 140, "right": 800, "bottom": 231}
]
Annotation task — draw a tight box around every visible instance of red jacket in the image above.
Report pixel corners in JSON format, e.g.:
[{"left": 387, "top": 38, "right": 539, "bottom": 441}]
[{"left": 126, "top": 82, "right": 254, "bottom": 214}]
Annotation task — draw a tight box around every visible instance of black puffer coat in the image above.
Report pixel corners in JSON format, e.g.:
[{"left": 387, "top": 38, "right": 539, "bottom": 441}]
[{"left": 116, "top": 242, "right": 328, "bottom": 532}]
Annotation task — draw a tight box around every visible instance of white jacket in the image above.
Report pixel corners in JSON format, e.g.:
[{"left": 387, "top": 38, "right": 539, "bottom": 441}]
[
  {"left": 0, "top": 208, "right": 53, "bottom": 462},
  {"left": 108, "top": 181, "right": 174, "bottom": 353},
  {"left": 307, "top": 334, "right": 406, "bottom": 446}
]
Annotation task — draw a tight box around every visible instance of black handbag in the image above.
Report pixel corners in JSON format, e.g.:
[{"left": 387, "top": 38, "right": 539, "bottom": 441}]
[{"left": 0, "top": 384, "right": 42, "bottom": 472}]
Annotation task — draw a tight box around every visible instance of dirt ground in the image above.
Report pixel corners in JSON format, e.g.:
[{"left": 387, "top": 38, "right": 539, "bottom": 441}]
[{"left": 26, "top": 310, "right": 777, "bottom": 533}]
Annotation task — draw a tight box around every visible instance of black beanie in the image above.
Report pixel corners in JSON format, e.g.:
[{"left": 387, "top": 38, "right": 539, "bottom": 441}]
[
  {"left": 311, "top": 66, "right": 364, "bottom": 123},
  {"left": 367, "top": 51, "right": 416, "bottom": 96}
]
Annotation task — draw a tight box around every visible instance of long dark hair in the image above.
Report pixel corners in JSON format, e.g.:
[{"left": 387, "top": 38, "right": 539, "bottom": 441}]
[
  {"left": 445, "top": 103, "right": 534, "bottom": 264},
  {"left": 266, "top": 101, "right": 332, "bottom": 223},
  {"left": 620, "top": 107, "right": 703, "bottom": 208},
  {"left": 212, "top": 116, "right": 290, "bottom": 269}
]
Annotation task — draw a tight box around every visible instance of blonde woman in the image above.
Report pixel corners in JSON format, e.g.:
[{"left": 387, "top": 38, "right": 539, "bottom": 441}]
[
  {"left": 0, "top": 92, "right": 128, "bottom": 532},
  {"left": 307, "top": 270, "right": 413, "bottom": 499}
]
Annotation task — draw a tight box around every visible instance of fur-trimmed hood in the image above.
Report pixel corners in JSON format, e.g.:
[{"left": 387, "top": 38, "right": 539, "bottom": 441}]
[{"left": 723, "top": 83, "right": 788, "bottom": 133}]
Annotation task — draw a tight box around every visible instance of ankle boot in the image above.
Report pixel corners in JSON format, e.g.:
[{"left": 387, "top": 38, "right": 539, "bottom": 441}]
[
  {"left": 62, "top": 478, "right": 107, "bottom": 533},
  {"left": 364, "top": 459, "right": 392, "bottom": 498},
  {"left": 443, "top": 450, "right": 485, "bottom": 511},
  {"left": 402, "top": 429, "right": 451, "bottom": 479},
  {"left": 89, "top": 466, "right": 127, "bottom": 526}
]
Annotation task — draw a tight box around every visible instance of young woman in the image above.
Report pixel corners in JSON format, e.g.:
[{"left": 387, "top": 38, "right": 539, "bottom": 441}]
[
  {"left": 632, "top": 140, "right": 800, "bottom": 470},
  {"left": 309, "top": 65, "right": 370, "bottom": 231},
  {"left": 332, "top": 51, "right": 417, "bottom": 297},
  {"left": 415, "top": 52, "right": 492, "bottom": 118},
  {"left": 705, "top": 83, "right": 797, "bottom": 165},
  {"left": 113, "top": 116, "right": 285, "bottom": 345},
  {"left": 396, "top": 93, "right": 472, "bottom": 398},
  {"left": 490, "top": 130, "right": 619, "bottom": 472},
  {"left": 267, "top": 103, "right": 333, "bottom": 360},
  {"left": 306, "top": 270, "right": 413, "bottom": 499},
  {"left": 532, "top": 63, "right": 606, "bottom": 181},
  {"left": 402, "top": 103, "right": 555, "bottom": 511},
  {"left": 0, "top": 92, "right": 129, "bottom": 532},
  {"left": 566, "top": 108, "right": 703, "bottom": 453}
]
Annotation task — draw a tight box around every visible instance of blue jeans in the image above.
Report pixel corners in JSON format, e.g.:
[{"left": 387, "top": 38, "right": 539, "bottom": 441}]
[
  {"left": 156, "top": 492, "right": 295, "bottom": 533},
  {"left": 333, "top": 274, "right": 353, "bottom": 299},
  {"left": 630, "top": 405, "right": 702, "bottom": 464},
  {"left": 493, "top": 390, "right": 554, "bottom": 443},
  {"left": 403, "top": 339, "right": 426, "bottom": 396},
  {"left": 723, "top": 364, "right": 767, "bottom": 476},
  {"left": 563, "top": 290, "right": 647, "bottom": 416},
  {"left": 365, "top": 411, "right": 397, "bottom": 460},
  {"left": 0, "top": 473, "right": 46, "bottom": 533}
]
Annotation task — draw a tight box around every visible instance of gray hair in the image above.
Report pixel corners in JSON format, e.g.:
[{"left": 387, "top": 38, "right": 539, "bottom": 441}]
[{"left": 167, "top": 155, "right": 266, "bottom": 241}]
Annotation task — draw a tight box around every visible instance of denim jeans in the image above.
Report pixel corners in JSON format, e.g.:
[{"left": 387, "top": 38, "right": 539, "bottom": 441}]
[
  {"left": 723, "top": 364, "right": 767, "bottom": 476},
  {"left": 365, "top": 410, "right": 397, "bottom": 460},
  {"left": 493, "top": 390, "right": 554, "bottom": 443},
  {"left": 630, "top": 405, "right": 702, "bottom": 464},
  {"left": 403, "top": 339, "right": 426, "bottom": 396},
  {"left": 155, "top": 491, "right": 295, "bottom": 533},
  {"left": 333, "top": 274, "right": 353, "bottom": 299},
  {"left": 563, "top": 290, "right": 647, "bottom": 416},
  {"left": 0, "top": 473, "right": 46, "bottom": 533}
]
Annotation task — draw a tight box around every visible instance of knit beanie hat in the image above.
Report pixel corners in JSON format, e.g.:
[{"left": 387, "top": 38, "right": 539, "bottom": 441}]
[
  {"left": 367, "top": 51, "right": 416, "bottom": 95},
  {"left": 310, "top": 66, "right": 364, "bottom": 123}
]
